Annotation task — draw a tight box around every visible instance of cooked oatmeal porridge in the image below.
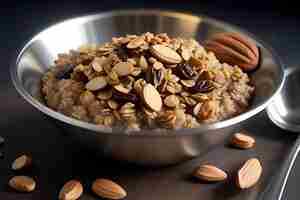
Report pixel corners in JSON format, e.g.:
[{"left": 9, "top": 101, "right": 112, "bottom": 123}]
[{"left": 42, "top": 32, "right": 254, "bottom": 131}]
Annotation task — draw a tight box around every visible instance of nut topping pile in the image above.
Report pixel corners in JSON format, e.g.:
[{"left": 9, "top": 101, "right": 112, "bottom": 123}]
[{"left": 42, "top": 32, "right": 256, "bottom": 131}]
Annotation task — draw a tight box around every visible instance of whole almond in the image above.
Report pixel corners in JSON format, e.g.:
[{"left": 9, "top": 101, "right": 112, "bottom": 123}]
[
  {"left": 86, "top": 76, "right": 107, "bottom": 91},
  {"left": 92, "top": 179, "right": 127, "bottom": 200},
  {"left": 142, "top": 84, "right": 162, "bottom": 112},
  {"left": 230, "top": 133, "right": 255, "bottom": 149},
  {"left": 204, "top": 32, "right": 259, "bottom": 71},
  {"left": 59, "top": 180, "right": 83, "bottom": 200},
  {"left": 150, "top": 45, "right": 182, "bottom": 64},
  {"left": 193, "top": 164, "right": 227, "bottom": 182},
  {"left": 9, "top": 176, "right": 36, "bottom": 192},
  {"left": 12, "top": 154, "right": 32, "bottom": 170},
  {"left": 237, "top": 158, "right": 262, "bottom": 189},
  {"left": 112, "top": 62, "right": 134, "bottom": 76}
]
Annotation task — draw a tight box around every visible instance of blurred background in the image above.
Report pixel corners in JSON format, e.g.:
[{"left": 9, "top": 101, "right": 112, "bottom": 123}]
[{"left": 3, "top": 0, "right": 300, "bottom": 69}]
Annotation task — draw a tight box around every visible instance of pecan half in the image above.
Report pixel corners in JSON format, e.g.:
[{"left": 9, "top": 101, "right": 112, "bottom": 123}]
[{"left": 204, "top": 32, "right": 259, "bottom": 71}]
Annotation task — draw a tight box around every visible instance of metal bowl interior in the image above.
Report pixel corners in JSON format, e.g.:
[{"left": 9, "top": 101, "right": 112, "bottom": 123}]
[{"left": 11, "top": 9, "right": 284, "bottom": 136}]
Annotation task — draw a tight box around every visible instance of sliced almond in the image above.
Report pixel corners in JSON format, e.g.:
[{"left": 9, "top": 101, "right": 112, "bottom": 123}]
[
  {"left": 193, "top": 164, "right": 227, "bottom": 182},
  {"left": 12, "top": 155, "right": 32, "bottom": 170},
  {"left": 142, "top": 84, "right": 162, "bottom": 112},
  {"left": 86, "top": 76, "right": 107, "bottom": 91},
  {"left": 112, "top": 62, "right": 134, "bottom": 76},
  {"left": 92, "top": 179, "right": 127, "bottom": 200},
  {"left": 164, "top": 95, "right": 179, "bottom": 108},
  {"left": 150, "top": 45, "right": 182, "bottom": 64},
  {"left": 59, "top": 180, "right": 83, "bottom": 200},
  {"left": 180, "top": 79, "right": 196, "bottom": 88},
  {"left": 107, "top": 100, "right": 119, "bottom": 110},
  {"left": 127, "top": 58, "right": 137, "bottom": 65},
  {"left": 126, "top": 37, "right": 145, "bottom": 49},
  {"left": 113, "top": 84, "right": 130, "bottom": 94},
  {"left": 8, "top": 176, "right": 36, "bottom": 192},
  {"left": 91, "top": 57, "right": 106, "bottom": 72},
  {"left": 193, "top": 102, "right": 202, "bottom": 116},
  {"left": 231, "top": 133, "right": 255, "bottom": 149},
  {"left": 139, "top": 56, "right": 148, "bottom": 71},
  {"left": 153, "top": 61, "right": 164, "bottom": 70},
  {"left": 237, "top": 158, "right": 262, "bottom": 189}
]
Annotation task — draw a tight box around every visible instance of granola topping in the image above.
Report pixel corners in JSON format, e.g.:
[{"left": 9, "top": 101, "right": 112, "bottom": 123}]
[{"left": 42, "top": 32, "right": 254, "bottom": 131}]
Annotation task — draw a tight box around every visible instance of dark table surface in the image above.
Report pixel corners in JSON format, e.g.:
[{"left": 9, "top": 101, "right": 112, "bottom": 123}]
[{"left": 2, "top": 1, "right": 300, "bottom": 199}]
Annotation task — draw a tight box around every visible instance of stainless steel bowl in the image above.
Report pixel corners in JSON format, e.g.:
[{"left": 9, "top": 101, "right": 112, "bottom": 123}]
[{"left": 11, "top": 10, "right": 284, "bottom": 165}]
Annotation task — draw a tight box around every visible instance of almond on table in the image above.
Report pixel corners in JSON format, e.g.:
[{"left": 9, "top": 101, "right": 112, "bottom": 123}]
[
  {"left": 8, "top": 176, "right": 36, "bottom": 192},
  {"left": 59, "top": 180, "right": 83, "bottom": 200},
  {"left": 92, "top": 178, "right": 127, "bottom": 200},
  {"left": 12, "top": 154, "right": 32, "bottom": 170},
  {"left": 236, "top": 158, "right": 262, "bottom": 189},
  {"left": 230, "top": 132, "right": 256, "bottom": 149},
  {"left": 193, "top": 164, "right": 227, "bottom": 182}
]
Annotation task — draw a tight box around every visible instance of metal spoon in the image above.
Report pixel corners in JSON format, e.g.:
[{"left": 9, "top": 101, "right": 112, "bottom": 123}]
[{"left": 263, "top": 65, "right": 300, "bottom": 200}]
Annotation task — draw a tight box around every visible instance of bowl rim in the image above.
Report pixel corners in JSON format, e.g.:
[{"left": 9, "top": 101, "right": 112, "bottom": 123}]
[{"left": 10, "top": 9, "right": 285, "bottom": 137}]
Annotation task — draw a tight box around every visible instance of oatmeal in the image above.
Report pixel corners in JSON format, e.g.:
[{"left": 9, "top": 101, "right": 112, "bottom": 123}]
[{"left": 41, "top": 32, "right": 254, "bottom": 131}]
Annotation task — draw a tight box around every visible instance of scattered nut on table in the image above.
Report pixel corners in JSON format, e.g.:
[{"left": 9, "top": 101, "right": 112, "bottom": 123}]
[
  {"left": 230, "top": 132, "right": 256, "bottom": 149},
  {"left": 92, "top": 178, "right": 127, "bottom": 199},
  {"left": 236, "top": 158, "right": 262, "bottom": 189},
  {"left": 8, "top": 176, "right": 36, "bottom": 192},
  {"left": 59, "top": 180, "right": 83, "bottom": 200},
  {"left": 193, "top": 164, "right": 228, "bottom": 182},
  {"left": 12, "top": 154, "right": 32, "bottom": 170}
]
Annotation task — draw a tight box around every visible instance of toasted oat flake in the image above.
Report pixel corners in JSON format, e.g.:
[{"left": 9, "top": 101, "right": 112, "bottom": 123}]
[
  {"left": 180, "top": 79, "right": 195, "bottom": 88},
  {"left": 127, "top": 37, "right": 145, "bottom": 49},
  {"left": 134, "top": 78, "right": 146, "bottom": 94},
  {"left": 164, "top": 95, "right": 179, "bottom": 108},
  {"left": 148, "top": 57, "right": 157, "bottom": 64},
  {"left": 127, "top": 58, "right": 137, "bottom": 65},
  {"left": 153, "top": 61, "right": 164, "bottom": 70},
  {"left": 86, "top": 76, "right": 107, "bottom": 91},
  {"left": 97, "top": 89, "right": 113, "bottom": 100}
]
